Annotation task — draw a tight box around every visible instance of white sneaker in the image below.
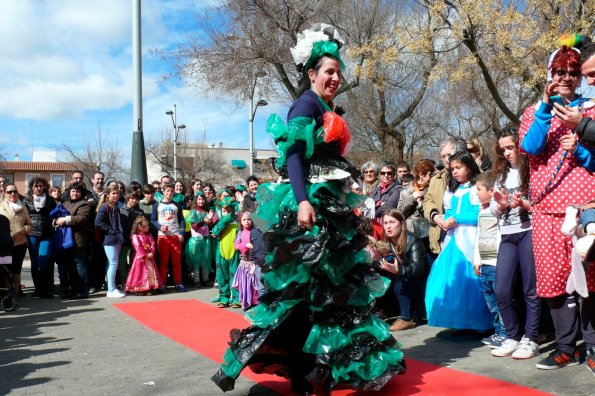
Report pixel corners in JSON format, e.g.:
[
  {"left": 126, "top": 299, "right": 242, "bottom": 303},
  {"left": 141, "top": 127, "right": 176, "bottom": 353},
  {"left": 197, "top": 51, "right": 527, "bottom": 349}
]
[
  {"left": 575, "top": 235, "right": 595, "bottom": 259},
  {"left": 491, "top": 338, "right": 519, "bottom": 357},
  {"left": 106, "top": 290, "right": 125, "bottom": 298},
  {"left": 512, "top": 336, "right": 540, "bottom": 359},
  {"left": 561, "top": 206, "right": 579, "bottom": 236}
]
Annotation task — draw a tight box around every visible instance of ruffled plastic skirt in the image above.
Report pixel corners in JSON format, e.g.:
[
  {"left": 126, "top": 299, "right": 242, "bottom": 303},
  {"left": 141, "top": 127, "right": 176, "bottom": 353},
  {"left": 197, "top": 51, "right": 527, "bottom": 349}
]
[{"left": 211, "top": 180, "right": 406, "bottom": 395}]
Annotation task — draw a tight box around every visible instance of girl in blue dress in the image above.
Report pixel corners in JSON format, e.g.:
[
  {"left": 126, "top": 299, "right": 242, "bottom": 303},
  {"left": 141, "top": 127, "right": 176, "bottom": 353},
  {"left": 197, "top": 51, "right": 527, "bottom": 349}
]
[{"left": 425, "top": 151, "right": 493, "bottom": 331}]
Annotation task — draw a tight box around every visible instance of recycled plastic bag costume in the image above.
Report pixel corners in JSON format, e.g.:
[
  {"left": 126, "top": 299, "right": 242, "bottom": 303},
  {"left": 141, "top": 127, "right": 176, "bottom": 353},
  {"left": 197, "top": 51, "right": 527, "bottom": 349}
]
[{"left": 211, "top": 23, "right": 405, "bottom": 395}]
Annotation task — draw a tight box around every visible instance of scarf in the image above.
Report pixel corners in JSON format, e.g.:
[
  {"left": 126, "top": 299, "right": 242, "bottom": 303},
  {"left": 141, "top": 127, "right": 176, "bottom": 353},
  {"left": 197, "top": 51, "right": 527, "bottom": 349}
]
[
  {"left": 33, "top": 194, "right": 47, "bottom": 211},
  {"left": 8, "top": 200, "right": 24, "bottom": 213},
  {"left": 378, "top": 181, "right": 394, "bottom": 195}
]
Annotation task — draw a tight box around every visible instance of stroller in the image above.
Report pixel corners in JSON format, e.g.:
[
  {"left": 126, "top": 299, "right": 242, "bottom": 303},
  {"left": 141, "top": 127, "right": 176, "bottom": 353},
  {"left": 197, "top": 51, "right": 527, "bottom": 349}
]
[{"left": 0, "top": 264, "right": 17, "bottom": 312}]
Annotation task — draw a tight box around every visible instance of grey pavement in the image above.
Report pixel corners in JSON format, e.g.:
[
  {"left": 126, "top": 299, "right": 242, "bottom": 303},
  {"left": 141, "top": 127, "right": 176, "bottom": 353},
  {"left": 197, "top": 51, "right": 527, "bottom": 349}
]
[{"left": 0, "top": 260, "right": 593, "bottom": 396}]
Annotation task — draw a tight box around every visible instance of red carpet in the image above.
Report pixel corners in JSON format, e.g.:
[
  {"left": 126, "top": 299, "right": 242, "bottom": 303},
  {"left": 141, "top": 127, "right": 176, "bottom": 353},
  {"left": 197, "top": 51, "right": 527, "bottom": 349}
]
[{"left": 115, "top": 300, "right": 551, "bottom": 395}]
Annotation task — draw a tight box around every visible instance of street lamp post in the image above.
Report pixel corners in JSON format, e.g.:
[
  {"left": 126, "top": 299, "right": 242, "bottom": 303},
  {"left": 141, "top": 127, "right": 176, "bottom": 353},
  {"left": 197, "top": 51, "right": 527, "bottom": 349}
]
[
  {"left": 165, "top": 104, "right": 186, "bottom": 180},
  {"left": 249, "top": 72, "right": 268, "bottom": 175}
]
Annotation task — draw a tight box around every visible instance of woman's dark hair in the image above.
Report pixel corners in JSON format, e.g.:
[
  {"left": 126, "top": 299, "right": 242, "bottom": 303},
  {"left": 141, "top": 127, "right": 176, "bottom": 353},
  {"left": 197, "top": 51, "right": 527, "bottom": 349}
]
[
  {"left": 127, "top": 181, "right": 142, "bottom": 193},
  {"left": 447, "top": 151, "right": 481, "bottom": 192},
  {"left": 68, "top": 181, "right": 85, "bottom": 192},
  {"left": 492, "top": 127, "right": 529, "bottom": 194},
  {"left": 246, "top": 176, "right": 260, "bottom": 185},
  {"left": 28, "top": 176, "right": 49, "bottom": 193},
  {"left": 174, "top": 180, "right": 186, "bottom": 194},
  {"left": 296, "top": 54, "right": 342, "bottom": 97}
]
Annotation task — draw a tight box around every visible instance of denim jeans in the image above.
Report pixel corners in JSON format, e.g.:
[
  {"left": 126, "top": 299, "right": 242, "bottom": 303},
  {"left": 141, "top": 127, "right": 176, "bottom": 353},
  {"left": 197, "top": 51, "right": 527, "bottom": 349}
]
[
  {"left": 56, "top": 246, "right": 89, "bottom": 297},
  {"left": 103, "top": 244, "right": 122, "bottom": 292},
  {"left": 27, "top": 235, "right": 53, "bottom": 295},
  {"left": 480, "top": 265, "right": 506, "bottom": 337},
  {"left": 393, "top": 277, "right": 421, "bottom": 321}
]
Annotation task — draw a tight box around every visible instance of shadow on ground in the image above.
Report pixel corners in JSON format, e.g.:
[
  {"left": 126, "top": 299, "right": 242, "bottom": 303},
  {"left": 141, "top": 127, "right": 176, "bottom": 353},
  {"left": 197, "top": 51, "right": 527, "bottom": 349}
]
[{"left": 0, "top": 296, "right": 102, "bottom": 395}]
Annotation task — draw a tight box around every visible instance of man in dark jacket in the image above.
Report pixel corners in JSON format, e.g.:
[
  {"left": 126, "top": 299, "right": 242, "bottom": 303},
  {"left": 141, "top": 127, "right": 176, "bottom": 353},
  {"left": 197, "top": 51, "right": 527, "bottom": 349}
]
[{"left": 54, "top": 182, "right": 92, "bottom": 299}]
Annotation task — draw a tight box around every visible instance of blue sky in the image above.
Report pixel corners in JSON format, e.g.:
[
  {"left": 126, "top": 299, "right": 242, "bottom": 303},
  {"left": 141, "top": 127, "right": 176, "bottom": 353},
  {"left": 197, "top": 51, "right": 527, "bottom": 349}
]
[{"left": 0, "top": 0, "right": 279, "bottom": 162}]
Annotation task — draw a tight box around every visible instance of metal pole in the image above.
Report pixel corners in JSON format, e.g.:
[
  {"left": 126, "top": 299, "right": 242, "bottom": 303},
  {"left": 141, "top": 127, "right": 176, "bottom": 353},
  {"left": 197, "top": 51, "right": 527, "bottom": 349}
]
[
  {"left": 173, "top": 104, "right": 177, "bottom": 180},
  {"left": 249, "top": 97, "right": 254, "bottom": 175},
  {"left": 131, "top": 0, "right": 147, "bottom": 184}
]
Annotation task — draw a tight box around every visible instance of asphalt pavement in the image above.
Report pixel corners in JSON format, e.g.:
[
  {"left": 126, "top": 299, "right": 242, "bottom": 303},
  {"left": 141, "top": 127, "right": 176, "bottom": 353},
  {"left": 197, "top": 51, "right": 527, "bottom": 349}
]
[{"left": 1, "top": 260, "right": 593, "bottom": 395}]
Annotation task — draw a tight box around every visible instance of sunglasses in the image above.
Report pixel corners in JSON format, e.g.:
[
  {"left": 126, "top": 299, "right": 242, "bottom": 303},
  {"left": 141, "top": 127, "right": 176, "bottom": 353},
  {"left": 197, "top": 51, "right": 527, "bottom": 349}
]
[
  {"left": 6, "top": 190, "right": 18, "bottom": 194},
  {"left": 554, "top": 69, "right": 580, "bottom": 79},
  {"left": 380, "top": 172, "right": 394, "bottom": 176},
  {"left": 363, "top": 170, "right": 376, "bottom": 174}
]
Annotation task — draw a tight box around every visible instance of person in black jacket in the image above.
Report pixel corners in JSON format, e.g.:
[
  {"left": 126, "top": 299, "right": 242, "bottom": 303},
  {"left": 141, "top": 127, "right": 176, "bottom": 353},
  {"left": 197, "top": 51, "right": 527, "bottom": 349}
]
[
  {"left": 376, "top": 208, "right": 426, "bottom": 331},
  {"left": 23, "top": 177, "right": 56, "bottom": 298}
]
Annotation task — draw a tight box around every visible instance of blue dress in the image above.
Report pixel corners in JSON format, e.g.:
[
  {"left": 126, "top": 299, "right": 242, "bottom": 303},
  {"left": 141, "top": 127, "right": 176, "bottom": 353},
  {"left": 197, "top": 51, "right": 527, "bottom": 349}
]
[{"left": 425, "top": 183, "right": 493, "bottom": 330}]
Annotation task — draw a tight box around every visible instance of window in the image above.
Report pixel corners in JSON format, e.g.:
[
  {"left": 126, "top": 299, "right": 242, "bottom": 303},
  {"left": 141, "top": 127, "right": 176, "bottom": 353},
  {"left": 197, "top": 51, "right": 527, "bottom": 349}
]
[
  {"left": 0, "top": 174, "right": 14, "bottom": 184},
  {"left": 51, "top": 174, "right": 65, "bottom": 189},
  {"left": 25, "top": 173, "right": 41, "bottom": 187}
]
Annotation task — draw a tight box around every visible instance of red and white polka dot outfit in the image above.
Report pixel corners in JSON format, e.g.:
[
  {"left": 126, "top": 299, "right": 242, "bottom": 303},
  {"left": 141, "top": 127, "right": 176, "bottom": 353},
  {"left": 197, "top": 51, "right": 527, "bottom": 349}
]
[{"left": 519, "top": 104, "right": 595, "bottom": 297}]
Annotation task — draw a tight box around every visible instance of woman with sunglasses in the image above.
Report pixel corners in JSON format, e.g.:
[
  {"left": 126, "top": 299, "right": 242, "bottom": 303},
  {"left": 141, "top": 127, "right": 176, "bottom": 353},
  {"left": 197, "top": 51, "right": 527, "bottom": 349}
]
[
  {"left": 369, "top": 164, "right": 403, "bottom": 239},
  {"left": 0, "top": 185, "right": 32, "bottom": 296},
  {"left": 519, "top": 38, "right": 595, "bottom": 371},
  {"left": 466, "top": 137, "right": 492, "bottom": 172}
]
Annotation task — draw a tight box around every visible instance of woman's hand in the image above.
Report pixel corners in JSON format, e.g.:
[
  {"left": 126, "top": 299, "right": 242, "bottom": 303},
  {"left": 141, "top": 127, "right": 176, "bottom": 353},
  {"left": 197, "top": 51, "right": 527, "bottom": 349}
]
[
  {"left": 245, "top": 242, "right": 253, "bottom": 249},
  {"left": 560, "top": 134, "right": 577, "bottom": 152},
  {"left": 297, "top": 201, "right": 317, "bottom": 230},
  {"left": 473, "top": 265, "right": 481, "bottom": 276},
  {"left": 543, "top": 82, "right": 559, "bottom": 104},
  {"left": 379, "top": 258, "right": 399, "bottom": 274},
  {"left": 554, "top": 103, "right": 582, "bottom": 129},
  {"left": 510, "top": 192, "right": 522, "bottom": 209},
  {"left": 492, "top": 188, "right": 510, "bottom": 212}
]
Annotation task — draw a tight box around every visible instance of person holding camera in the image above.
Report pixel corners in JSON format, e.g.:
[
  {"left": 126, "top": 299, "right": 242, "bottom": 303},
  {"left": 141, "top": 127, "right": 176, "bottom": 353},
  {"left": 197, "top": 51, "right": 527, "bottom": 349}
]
[{"left": 377, "top": 208, "right": 427, "bottom": 331}]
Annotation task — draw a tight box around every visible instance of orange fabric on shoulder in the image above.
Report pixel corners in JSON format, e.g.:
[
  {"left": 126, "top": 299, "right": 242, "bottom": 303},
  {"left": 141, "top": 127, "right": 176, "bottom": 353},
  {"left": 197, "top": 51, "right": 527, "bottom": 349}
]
[{"left": 323, "top": 111, "right": 351, "bottom": 155}]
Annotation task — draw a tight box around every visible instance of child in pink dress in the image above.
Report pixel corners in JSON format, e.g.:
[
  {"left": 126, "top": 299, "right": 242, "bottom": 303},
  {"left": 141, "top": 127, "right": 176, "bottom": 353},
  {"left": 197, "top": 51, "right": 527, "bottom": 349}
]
[{"left": 126, "top": 216, "right": 162, "bottom": 294}]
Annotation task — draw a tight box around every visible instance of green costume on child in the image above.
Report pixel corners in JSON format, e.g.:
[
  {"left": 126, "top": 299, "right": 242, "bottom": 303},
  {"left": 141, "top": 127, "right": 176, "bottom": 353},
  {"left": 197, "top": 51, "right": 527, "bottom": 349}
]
[{"left": 212, "top": 197, "right": 239, "bottom": 306}]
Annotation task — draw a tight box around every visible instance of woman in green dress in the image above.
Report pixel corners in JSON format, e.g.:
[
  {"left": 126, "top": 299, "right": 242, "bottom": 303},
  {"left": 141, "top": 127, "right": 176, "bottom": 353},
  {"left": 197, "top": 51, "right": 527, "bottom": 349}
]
[{"left": 211, "top": 23, "right": 405, "bottom": 395}]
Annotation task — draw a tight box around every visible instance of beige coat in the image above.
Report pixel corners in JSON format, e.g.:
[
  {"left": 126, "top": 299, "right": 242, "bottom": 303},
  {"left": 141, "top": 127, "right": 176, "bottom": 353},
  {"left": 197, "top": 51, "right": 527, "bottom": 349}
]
[
  {"left": 0, "top": 200, "right": 32, "bottom": 246},
  {"left": 422, "top": 169, "right": 447, "bottom": 254}
]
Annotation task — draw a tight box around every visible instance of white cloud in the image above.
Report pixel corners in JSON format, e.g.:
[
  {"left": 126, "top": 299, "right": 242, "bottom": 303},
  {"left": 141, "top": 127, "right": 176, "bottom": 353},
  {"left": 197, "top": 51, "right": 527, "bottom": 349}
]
[{"left": 0, "top": 0, "right": 280, "bottom": 161}]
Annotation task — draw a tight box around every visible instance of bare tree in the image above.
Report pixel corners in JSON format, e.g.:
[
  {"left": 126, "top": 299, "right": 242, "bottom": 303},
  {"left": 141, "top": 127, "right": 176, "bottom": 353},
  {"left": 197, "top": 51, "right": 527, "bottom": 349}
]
[
  {"left": 146, "top": 129, "right": 233, "bottom": 185},
  {"left": 59, "top": 128, "right": 130, "bottom": 185}
]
